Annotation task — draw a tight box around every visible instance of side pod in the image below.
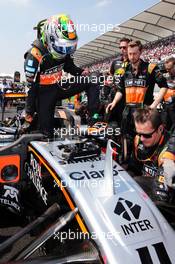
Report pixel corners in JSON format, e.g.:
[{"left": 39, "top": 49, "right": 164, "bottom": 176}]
[{"left": 0, "top": 134, "right": 44, "bottom": 183}]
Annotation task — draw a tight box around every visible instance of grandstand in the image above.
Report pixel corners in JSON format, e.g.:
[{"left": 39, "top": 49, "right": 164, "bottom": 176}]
[
  {"left": 84, "top": 34, "right": 175, "bottom": 73},
  {"left": 74, "top": 0, "right": 175, "bottom": 73}
]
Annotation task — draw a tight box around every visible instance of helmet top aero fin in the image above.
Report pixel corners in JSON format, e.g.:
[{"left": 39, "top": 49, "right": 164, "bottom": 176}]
[{"left": 33, "top": 19, "right": 47, "bottom": 40}]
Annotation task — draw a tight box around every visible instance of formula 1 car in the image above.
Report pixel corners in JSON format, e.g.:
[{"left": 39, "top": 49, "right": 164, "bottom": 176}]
[{"left": 0, "top": 131, "right": 175, "bottom": 263}]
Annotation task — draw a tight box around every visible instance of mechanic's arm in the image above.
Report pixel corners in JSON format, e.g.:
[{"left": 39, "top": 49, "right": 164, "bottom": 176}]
[
  {"left": 106, "top": 91, "right": 123, "bottom": 113},
  {"left": 162, "top": 159, "right": 175, "bottom": 189},
  {"left": 150, "top": 87, "right": 167, "bottom": 109},
  {"left": 150, "top": 65, "right": 168, "bottom": 109},
  {"left": 106, "top": 76, "right": 124, "bottom": 113},
  {"left": 160, "top": 129, "right": 175, "bottom": 188}
]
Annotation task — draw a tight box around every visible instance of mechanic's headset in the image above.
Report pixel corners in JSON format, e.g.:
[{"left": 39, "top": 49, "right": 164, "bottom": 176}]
[{"left": 33, "top": 19, "right": 47, "bottom": 39}]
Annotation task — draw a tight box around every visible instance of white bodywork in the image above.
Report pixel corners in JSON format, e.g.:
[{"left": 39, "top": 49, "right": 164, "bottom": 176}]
[{"left": 29, "top": 138, "right": 175, "bottom": 264}]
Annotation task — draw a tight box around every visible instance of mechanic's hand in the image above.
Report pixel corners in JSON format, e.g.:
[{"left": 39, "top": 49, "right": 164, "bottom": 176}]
[
  {"left": 149, "top": 101, "right": 159, "bottom": 109},
  {"left": 106, "top": 102, "right": 115, "bottom": 113},
  {"left": 25, "top": 114, "right": 33, "bottom": 123},
  {"left": 162, "top": 159, "right": 175, "bottom": 189}
]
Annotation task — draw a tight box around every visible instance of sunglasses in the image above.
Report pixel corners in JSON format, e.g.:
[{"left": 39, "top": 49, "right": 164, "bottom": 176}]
[
  {"left": 119, "top": 46, "right": 127, "bottom": 50},
  {"left": 136, "top": 127, "right": 158, "bottom": 139}
]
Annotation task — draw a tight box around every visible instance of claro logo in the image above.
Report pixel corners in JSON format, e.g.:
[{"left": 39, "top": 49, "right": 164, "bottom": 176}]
[{"left": 69, "top": 166, "right": 118, "bottom": 180}]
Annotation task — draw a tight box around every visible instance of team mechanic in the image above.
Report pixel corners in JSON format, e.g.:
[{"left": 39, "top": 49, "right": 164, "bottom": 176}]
[
  {"left": 106, "top": 40, "right": 168, "bottom": 159},
  {"left": 129, "top": 107, "right": 175, "bottom": 202},
  {"left": 24, "top": 14, "right": 100, "bottom": 136},
  {"left": 162, "top": 56, "right": 175, "bottom": 130},
  {"left": 108, "top": 37, "right": 130, "bottom": 126}
]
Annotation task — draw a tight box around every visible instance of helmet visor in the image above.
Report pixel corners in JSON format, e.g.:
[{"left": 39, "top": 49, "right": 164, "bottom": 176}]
[{"left": 52, "top": 44, "right": 76, "bottom": 55}]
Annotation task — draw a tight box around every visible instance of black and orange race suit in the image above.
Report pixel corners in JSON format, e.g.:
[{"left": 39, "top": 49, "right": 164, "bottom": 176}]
[
  {"left": 117, "top": 59, "right": 168, "bottom": 106},
  {"left": 117, "top": 59, "right": 168, "bottom": 134},
  {"left": 110, "top": 56, "right": 129, "bottom": 77},
  {"left": 130, "top": 130, "right": 175, "bottom": 201},
  {"left": 162, "top": 72, "right": 175, "bottom": 130},
  {"left": 24, "top": 39, "right": 100, "bottom": 135}
]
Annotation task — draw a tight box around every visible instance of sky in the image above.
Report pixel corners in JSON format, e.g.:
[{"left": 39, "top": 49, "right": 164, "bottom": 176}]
[{"left": 0, "top": 0, "right": 158, "bottom": 79}]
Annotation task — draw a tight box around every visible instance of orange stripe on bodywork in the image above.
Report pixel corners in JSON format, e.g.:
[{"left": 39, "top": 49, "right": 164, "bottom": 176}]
[
  {"left": 0, "top": 155, "right": 20, "bottom": 183},
  {"left": 28, "top": 146, "right": 88, "bottom": 233}
]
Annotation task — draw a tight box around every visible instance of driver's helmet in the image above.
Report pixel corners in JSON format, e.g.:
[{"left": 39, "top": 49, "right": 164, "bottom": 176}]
[{"left": 41, "top": 14, "right": 78, "bottom": 59}]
